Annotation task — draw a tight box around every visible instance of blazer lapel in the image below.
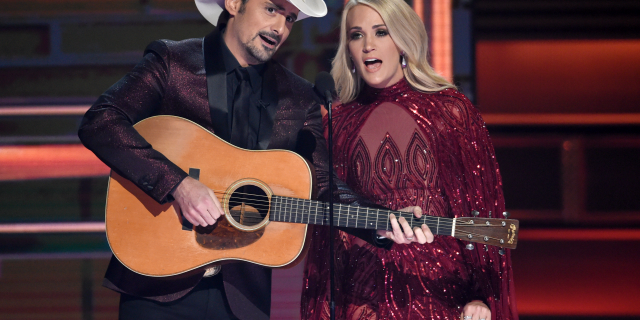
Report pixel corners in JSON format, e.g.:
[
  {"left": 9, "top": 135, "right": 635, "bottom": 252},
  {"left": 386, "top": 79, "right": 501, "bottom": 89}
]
[
  {"left": 256, "top": 61, "right": 279, "bottom": 150},
  {"left": 203, "top": 28, "right": 230, "bottom": 141}
]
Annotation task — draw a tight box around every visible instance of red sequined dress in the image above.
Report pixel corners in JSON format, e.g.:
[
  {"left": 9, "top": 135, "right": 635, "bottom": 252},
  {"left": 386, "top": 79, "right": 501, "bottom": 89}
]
[{"left": 301, "top": 79, "right": 518, "bottom": 320}]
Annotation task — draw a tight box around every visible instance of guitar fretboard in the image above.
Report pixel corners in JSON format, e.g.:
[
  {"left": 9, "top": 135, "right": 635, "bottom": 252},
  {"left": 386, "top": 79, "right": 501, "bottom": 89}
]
[{"left": 268, "top": 195, "right": 454, "bottom": 236}]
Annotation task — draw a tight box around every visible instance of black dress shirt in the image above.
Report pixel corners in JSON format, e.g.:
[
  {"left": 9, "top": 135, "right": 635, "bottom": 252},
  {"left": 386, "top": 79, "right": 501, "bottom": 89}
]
[{"left": 219, "top": 30, "right": 266, "bottom": 150}]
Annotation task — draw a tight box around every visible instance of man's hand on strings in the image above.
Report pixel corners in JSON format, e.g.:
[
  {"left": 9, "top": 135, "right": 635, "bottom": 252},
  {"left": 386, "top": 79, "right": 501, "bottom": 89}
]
[
  {"left": 171, "top": 177, "right": 224, "bottom": 226},
  {"left": 376, "top": 206, "right": 434, "bottom": 245}
]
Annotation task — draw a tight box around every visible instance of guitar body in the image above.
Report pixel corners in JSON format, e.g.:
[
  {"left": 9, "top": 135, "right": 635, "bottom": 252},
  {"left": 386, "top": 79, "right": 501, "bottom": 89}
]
[{"left": 105, "top": 116, "right": 313, "bottom": 277}]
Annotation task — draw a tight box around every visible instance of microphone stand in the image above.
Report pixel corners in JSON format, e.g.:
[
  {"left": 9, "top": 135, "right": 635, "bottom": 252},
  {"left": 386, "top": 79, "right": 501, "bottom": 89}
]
[{"left": 325, "top": 90, "right": 336, "bottom": 320}]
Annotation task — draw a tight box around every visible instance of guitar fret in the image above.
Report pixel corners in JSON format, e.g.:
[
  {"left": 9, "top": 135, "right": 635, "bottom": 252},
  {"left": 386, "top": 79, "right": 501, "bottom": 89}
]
[
  {"left": 351, "top": 206, "right": 356, "bottom": 228},
  {"left": 352, "top": 206, "right": 357, "bottom": 229},
  {"left": 324, "top": 203, "right": 328, "bottom": 225},
  {"left": 302, "top": 199, "right": 308, "bottom": 223},
  {"left": 289, "top": 197, "right": 293, "bottom": 222},
  {"left": 299, "top": 199, "right": 305, "bottom": 224},
  {"left": 353, "top": 206, "right": 358, "bottom": 228},
  {"left": 293, "top": 197, "right": 297, "bottom": 223},
  {"left": 293, "top": 198, "right": 298, "bottom": 223},
  {"left": 344, "top": 205, "right": 349, "bottom": 227},
  {"left": 273, "top": 196, "right": 278, "bottom": 221},
  {"left": 278, "top": 196, "right": 283, "bottom": 222},
  {"left": 346, "top": 205, "right": 350, "bottom": 228},
  {"left": 364, "top": 207, "right": 368, "bottom": 229},
  {"left": 296, "top": 198, "right": 301, "bottom": 223},
  {"left": 279, "top": 196, "right": 284, "bottom": 222},
  {"left": 322, "top": 204, "right": 326, "bottom": 225},
  {"left": 304, "top": 200, "right": 311, "bottom": 224},
  {"left": 314, "top": 201, "right": 318, "bottom": 225},
  {"left": 326, "top": 204, "right": 330, "bottom": 225},
  {"left": 272, "top": 196, "right": 277, "bottom": 221},
  {"left": 384, "top": 210, "right": 387, "bottom": 230},
  {"left": 281, "top": 197, "right": 286, "bottom": 222}
]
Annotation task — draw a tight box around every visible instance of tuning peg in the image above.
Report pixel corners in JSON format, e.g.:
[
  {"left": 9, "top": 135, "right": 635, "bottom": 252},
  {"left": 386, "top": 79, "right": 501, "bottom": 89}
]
[
  {"left": 498, "top": 249, "right": 505, "bottom": 255},
  {"left": 502, "top": 211, "right": 510, "bottom": 219},
  {"left": 471, "top": 210, "right": 479, "bottom": 217},
  {"left": 466, "top": 243, "right": 474, "bottom": 250},
  {"left": 488, "top": 211, "right": 492, "bottom": 218},
  {"left": 484, "top": 245, "right": 489, "bottom": 252}
]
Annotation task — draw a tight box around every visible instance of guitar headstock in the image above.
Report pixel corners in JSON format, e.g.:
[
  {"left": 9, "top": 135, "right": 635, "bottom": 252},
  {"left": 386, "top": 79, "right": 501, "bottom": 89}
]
[{"left": 454, "top": 217, "right": 519, "bottom": 249}]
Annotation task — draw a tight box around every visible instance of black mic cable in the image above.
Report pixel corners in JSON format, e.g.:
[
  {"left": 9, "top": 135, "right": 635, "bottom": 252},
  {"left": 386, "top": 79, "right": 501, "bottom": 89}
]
[{"left": 314, "top": 71, "right": 336, "bottom": 320}]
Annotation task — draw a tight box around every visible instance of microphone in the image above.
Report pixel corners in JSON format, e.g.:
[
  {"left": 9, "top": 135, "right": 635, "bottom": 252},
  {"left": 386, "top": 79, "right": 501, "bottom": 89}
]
[
  {"left": 314, "top": 71, "right": 336, "bottom": 104},
  {"left": 315, "top": 71, "right": 337, "bottom": 320}
]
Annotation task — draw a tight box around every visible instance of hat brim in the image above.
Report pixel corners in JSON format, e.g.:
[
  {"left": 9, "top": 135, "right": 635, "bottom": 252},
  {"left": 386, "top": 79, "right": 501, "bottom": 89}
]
[{"left": 195, "top": 0, "right": 327, "bottom": 25}]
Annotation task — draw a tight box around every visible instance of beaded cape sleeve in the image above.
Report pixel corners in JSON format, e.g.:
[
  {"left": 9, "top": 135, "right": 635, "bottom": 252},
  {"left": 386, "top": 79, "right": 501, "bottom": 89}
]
[{"left": 301, "top": 79, "right": 518, "bottom": 320}]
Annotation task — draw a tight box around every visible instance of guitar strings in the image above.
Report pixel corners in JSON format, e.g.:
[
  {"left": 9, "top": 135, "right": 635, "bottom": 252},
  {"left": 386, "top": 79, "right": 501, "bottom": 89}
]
[
  {"left": 207, "top": 190, "right": 445, "bottom": 222},
  {"left": 453, "top": 229, "right": 505, "bottom": 243},
  {"left": 207, "top": 189, "right": 500, "bottom": 222},
  {"left": 220, "top": 192, "right": 459, "bottom": 229},
  {"left": 225, "top": 204, "right": 459, "bottom": 230},
  {"left": 204, "top": 190, "right": 507, "bottom": 237},
  {"left": 217, "top": 212, "right": 507, "bottom": 248},
  {"left": 226, "top": 210, "right": 504, "bottom": 246},
  {"left": 200, "top": 189, "right": 502, "bottom": 220}
]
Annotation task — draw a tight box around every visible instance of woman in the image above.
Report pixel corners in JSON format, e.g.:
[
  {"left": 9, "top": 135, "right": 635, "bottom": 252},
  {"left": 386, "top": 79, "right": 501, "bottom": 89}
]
[{"left": 301, "top": 0, "right": 518, "bottom": 319}]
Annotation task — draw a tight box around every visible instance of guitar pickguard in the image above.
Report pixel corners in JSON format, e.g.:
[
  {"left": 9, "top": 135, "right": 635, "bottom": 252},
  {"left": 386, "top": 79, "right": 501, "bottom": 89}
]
[{"left": 195, "top": 220, "right": 264, "bottom": 249}]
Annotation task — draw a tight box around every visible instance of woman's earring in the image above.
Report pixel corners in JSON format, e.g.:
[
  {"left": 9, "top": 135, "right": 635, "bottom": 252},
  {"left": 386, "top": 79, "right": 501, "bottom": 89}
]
[
  {"left": 350, "top": 59, "right": 356, "bottom": 74},
  {"left": 401, "top": 51, "right": 407, "bottom": 69}
]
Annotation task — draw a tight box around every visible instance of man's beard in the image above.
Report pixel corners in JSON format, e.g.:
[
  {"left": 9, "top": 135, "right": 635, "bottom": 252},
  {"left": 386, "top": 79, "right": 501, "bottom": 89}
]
[{"left": 243, "top": 31, "right": 281, "bottom": 63}]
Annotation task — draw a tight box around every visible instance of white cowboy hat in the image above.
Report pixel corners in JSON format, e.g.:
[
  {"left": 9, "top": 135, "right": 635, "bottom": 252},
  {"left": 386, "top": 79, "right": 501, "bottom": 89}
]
[{"left": 195, "top": 0, "right": 327, "bottom": 25}]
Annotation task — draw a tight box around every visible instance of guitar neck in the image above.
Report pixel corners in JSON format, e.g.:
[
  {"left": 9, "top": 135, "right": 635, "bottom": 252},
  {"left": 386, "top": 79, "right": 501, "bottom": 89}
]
[{"left": 268, "top": 195, "right": 455, "bottom": 236}]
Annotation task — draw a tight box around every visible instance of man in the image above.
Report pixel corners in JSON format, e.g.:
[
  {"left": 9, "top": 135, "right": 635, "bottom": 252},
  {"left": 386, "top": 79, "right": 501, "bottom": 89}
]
[{"left": 78, "top": 0, "right": 431, "bottom": 318}]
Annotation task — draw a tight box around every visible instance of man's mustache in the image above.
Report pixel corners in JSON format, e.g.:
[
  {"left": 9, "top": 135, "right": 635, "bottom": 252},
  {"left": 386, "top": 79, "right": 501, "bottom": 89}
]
[{"left": 256, "top": 31, "right": 282, "bottom": 47}]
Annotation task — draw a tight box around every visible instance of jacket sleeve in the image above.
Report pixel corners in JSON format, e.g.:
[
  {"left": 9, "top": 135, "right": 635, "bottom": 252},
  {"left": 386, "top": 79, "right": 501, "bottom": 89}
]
[
  {"left": 298, "top": 101, "right": 392, "bottom": 249},
  {"left": 434, "top": 91, "right": 518, "bottom": 319},
  {"left": 77, "top": 40, "right": 188, "bottom": 204}
]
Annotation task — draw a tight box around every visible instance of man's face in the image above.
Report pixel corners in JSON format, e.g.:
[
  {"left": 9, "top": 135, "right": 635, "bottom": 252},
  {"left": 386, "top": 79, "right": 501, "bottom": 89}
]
[{"left": 225, "top": 0, "right": 299, "bottom": 66}]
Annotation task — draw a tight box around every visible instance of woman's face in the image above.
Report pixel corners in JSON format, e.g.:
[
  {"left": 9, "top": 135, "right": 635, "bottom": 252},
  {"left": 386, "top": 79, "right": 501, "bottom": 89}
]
[{"left": 346, "top": 5, "right": 404, "bottom": 89}]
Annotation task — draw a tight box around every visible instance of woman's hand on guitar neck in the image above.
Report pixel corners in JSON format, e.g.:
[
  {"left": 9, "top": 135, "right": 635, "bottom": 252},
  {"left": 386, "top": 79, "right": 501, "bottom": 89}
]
[
  {"left": 170, "top": 177, "right": 224, "bottom": 226},
  {"left": 376, "top": 206, "right": 434, "bottom": 245}
]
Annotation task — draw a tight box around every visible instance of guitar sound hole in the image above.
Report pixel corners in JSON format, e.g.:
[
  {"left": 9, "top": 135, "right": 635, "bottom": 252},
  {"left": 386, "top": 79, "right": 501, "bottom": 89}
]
[{"left": 228, "top": 185, "right": 269, "bottom": 227}]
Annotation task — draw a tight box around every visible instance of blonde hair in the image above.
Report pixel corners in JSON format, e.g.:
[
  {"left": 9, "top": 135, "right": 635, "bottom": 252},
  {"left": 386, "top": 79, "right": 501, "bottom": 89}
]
[{"left": 332, "top": 0, "right": 456, "bottom": 103}]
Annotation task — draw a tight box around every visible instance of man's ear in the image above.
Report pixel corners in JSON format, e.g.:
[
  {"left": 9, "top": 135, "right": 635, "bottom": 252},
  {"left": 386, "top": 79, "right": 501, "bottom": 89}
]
[{"left": 225, "top": 0, "right": 243, "bottom": 16}]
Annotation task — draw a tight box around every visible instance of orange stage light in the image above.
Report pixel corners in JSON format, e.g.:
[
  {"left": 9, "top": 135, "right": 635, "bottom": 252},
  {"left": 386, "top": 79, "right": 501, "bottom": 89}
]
[
  {"left": 412, "top": 0, "right": 424, "bottom": 23},
  {"left": 430, "top": 0, "right": 452, "bottom": 82},
  {"left": 0, "top": 144, "right": 109, "bottom": 181}
]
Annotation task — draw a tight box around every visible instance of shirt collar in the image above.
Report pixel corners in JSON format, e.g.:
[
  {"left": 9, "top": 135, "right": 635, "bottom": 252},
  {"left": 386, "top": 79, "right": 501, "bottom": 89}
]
[{"left": 218, "top": 26, "right": 266, "bottom": 90}]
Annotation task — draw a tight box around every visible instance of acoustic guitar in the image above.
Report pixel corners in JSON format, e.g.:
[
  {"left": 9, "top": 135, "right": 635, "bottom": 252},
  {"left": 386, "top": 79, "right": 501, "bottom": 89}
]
[{"left": 105, "top": 116, "right": 519, "bottom": 277}]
